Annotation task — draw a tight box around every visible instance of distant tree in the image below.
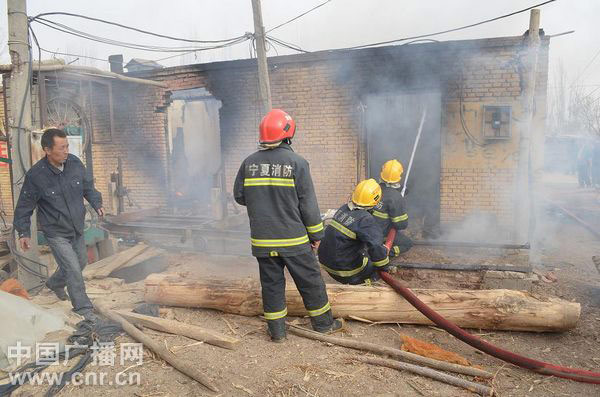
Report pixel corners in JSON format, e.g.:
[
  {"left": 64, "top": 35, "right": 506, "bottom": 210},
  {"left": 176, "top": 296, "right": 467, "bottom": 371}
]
[
  {"left": 569, "top": 86, "right": 600, "bottom": 137},
  {"left": 547, "top": 61, "right": 568, "bottom": 136},
  {"left": 547, "top": 59, "right": 600, "bottom": 137}
]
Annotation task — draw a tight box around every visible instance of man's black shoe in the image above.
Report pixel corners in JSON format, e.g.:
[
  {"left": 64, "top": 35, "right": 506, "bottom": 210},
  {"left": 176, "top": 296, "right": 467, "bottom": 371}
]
[{"left": 46, "top": 282, "right": 68, "bottom": 301}]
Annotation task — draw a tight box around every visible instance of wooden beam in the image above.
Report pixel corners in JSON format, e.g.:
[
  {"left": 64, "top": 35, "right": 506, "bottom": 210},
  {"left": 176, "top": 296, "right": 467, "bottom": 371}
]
[
  {"left": 115, "top": 310, "right": 239, "bottom": 350},
  {"left": 94, "top": 304, "right": 219, "bottom": 393},
  {"left": 83, "top": 243, "right": 150, "bottom": 280},
  {"left": 354, "top": 356, "right": 494, "bottom": 396},
  {"left": 288, "top": 324, "right": 492, "bottom": 379}
]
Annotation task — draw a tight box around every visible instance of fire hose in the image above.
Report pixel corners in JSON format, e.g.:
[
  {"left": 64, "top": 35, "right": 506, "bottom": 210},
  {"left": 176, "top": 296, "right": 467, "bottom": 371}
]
[{"left": 380, "top": 229, "right": 600, "bottom": 384}]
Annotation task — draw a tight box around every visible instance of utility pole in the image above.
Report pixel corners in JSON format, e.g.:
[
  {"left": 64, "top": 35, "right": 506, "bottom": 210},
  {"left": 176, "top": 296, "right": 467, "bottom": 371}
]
[
  {"left": 251, "top": 0, "right": 272, "bottom": 115},
  {"left": 7, "top": 0, "right": 42, "bottom": 288},
  {"left": 514, "top": 9, "right": 541, "bottom": 254}
]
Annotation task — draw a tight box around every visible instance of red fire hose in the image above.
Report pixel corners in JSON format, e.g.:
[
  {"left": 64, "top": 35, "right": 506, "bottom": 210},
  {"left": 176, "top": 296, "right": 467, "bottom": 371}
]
[{"left": 380, "top": 229, "right": 600, "bottom": 384}]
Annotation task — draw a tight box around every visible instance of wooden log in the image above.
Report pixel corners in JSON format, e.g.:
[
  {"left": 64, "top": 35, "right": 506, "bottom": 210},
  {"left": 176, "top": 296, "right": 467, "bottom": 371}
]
[
  {"left": 95, "top": 304, "right": 219, "bottom": 393},
  {"left": 144, "top": 274, "right": 580, "bottom": 332},
  {"left": 354, "top": 356, "right": 494, "bottom": 396},
  {"left": 115, "top": 310, "right": 239, "bottom": 350},
  {"left": 288, "top": 324, "right": 492, "bottom": 378},
  {"left": 84, "top": 243, "right": 150, "bottom": 280}
]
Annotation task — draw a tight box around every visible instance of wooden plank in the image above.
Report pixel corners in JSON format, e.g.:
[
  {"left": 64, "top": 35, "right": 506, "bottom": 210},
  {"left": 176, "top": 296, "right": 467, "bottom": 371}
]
[{"left": 83, "top": 243, "right": 149, "bottom": 280}]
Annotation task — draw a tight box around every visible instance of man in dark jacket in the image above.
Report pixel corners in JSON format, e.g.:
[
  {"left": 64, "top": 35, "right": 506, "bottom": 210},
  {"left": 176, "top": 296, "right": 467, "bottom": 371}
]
[
  {"left": 234, "top": 109, "right": 341, "bottom": 342},
  {"left": 14, "top": 128, "right": 103, "bottom": 319},
  {"left": 373, "top": 159, "right": 412, "bottom": 256},
  {"left": 317, "top": 179, "right": 390, "bottom": 285}
]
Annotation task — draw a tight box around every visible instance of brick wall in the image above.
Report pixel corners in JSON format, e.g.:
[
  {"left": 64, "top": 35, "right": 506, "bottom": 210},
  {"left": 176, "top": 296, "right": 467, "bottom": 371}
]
[
  {"left": 90, "top": 83, "right": 172, "bottom": 213},
  {"left": 47, "top": 35, "right": 549, "bottom": 234},
  {"left": 440, "top": 168, "right": 514, "bottom": 224}
]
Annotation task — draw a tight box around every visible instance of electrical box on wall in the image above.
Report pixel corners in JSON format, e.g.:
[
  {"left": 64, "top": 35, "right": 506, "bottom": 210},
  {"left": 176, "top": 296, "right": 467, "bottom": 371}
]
[{"left": 482, "top": 105, "right": 511, "bottom": 140}]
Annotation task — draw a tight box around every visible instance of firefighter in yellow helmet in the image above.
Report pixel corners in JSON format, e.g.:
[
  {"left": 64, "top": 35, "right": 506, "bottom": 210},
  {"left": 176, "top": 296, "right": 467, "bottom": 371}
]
[
  {"left": 317, "top": 179, "right": 391, "bottom": 285},
  {"left": 372, "top": 160, "right": 412, "bottom": 257}
]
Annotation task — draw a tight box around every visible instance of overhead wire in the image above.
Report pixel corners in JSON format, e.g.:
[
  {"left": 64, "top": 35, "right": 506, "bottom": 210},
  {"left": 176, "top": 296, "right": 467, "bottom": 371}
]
[
  {"left": 266, "top": 0, "right": 332, "bottom": 34},
  {"left": 305, "top": 0, "right": 556, "bottom": 52},
  {"left": 457, "top": 78, "right": 486, "bottom": 147},
  {"left": 570, "top": 46, "right": 600, "bottom": 88},
  {"left": 32, "top": 18, "right": 247, "bottom": 53},
  {"left": 266, "top": 35, "right": 309, "bottom": 53},
  {"left": 29, "top": 11, "right": 246, "bottom": 44},
  {"left": 29, "top": 17, "right": 251, "bottom": 66}
]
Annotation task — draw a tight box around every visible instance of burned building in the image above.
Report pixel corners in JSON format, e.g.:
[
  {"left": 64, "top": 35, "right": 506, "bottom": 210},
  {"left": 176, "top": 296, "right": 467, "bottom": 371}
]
[{"left": 1, "top": 33, "right": 549, "bottom": 244}]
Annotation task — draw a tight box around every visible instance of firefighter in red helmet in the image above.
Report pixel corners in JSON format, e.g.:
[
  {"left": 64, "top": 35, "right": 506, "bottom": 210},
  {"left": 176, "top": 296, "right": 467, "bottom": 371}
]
[{"left": 234, "top": 109, "right": 342, "bottom": 342}]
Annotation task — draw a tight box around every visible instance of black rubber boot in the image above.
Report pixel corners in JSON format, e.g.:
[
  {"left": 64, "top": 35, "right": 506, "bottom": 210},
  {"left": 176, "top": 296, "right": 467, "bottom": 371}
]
[
  {"left": 46, "top": 281, "right": 68, "bottom": 301},
  {"left": 266, "top": 318, "right": 287, "bottom": 343},
  {"left": 311, "top": 310, "right": 344, "bottom": 334}
]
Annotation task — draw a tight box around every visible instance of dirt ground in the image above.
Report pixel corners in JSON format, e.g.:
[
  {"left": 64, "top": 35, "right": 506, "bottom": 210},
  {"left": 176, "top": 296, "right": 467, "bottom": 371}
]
[{"left": 6, "top": 175, "right": 600, "bottom": 397}]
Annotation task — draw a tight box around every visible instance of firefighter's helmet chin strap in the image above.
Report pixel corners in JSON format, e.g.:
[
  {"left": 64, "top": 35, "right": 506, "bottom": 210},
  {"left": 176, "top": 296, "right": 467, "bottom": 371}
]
[
  {"left": 258, "top": 138, "right": 292, "bottom": 151},
  {"left": 348, "top": 201, "right": 374, "bottom": 212},
  {"left": 384, "top": 181, "right": 402, "bottom": 189},
  {"left": 258, "top": 141, "right": 282, "bottom": 150}
]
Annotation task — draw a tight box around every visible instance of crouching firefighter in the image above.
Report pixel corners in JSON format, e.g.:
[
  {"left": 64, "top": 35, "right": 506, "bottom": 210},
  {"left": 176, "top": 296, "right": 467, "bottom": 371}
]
[
  {"left": 234, "top": 109, "right": 342, "bottom": 342},
  {"left": 317, "top": 179, "right": 391, "bottom": 285},
  {"left": 373, "top": 159, "right": 412, "bottom": 257}
]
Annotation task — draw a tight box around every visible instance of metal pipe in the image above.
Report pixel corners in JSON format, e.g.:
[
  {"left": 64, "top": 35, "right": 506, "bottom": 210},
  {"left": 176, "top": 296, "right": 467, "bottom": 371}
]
[
  {"left": 412, "top": 240, "right": 530, "bottom": 250},
  {"left": 397, "top": 262, "right": 530, "bottom": 273},
  {"left": 402, "top": 108, "right": 427, "bottom": 197}
]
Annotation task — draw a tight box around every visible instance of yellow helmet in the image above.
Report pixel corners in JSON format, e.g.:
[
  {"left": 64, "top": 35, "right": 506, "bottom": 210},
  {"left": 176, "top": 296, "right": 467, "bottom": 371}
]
[
  {"left": 352, "top": 179, "right": 382, "bottom": 208},
  {"left": 380, "top": 159, "right": 404, "bottom": 184}
]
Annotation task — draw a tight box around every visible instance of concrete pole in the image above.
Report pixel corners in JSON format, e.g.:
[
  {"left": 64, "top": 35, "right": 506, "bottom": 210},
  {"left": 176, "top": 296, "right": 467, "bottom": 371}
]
[
  {"left": 7, "top": 0, "right": 42, "bottom": 287},
  {"left": 251, "top": 0, "right": 272, "bottom": 115},
  {"left": 514, "top": 10, "right": 540, "bottom": 246}
]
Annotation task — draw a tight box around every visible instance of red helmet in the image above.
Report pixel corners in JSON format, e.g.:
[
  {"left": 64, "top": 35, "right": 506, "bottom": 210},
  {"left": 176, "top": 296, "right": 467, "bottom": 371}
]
[{"left": 259, "top": 109, "right": 296, "bottom": 144}]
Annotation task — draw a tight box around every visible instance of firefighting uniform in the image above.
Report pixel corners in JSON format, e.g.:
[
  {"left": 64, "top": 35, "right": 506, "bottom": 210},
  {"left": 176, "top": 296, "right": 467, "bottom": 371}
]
[
  {"left": 317, "top": 203, "right": 390, "bottom": 285},
  {"left": 233, "top": 142, "right": 333, "bottom": 330},
  {"left": 372, "top": 183, "right": 412, "bottom": 256}
]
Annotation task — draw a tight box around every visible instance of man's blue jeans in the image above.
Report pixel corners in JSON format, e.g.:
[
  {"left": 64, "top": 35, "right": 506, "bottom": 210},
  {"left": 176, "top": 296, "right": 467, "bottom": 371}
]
[{"left": 45, "top": 234, "right": 93, "bottom": 315}]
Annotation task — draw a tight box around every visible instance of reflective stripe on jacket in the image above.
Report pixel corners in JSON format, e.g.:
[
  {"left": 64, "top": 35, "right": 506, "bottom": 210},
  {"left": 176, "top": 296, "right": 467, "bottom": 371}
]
[
  {"left": 317, "top": 204, "right": 389, "bottom": 275},
  {"left": 373, "top": 183, "right": 408, "bottom": 234},
  {"left": 234, "top": 143, "right": 324, "bottom": 257}
]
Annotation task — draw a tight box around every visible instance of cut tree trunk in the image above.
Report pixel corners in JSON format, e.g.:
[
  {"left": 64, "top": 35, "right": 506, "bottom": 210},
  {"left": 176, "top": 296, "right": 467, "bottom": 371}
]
[{"left": 144, "top": 274, "right": 580, "bottom": 332}]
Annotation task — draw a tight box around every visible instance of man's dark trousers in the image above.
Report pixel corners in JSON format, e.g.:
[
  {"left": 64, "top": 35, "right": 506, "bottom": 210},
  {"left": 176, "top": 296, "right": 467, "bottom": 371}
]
[{"left": 45, "top": 233, "right": 93, "bottom": 315}]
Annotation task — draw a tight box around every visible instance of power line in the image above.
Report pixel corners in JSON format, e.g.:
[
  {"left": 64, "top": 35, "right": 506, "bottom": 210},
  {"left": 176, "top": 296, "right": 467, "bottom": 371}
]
[
  {"left": 266, "top": 0, "right": 332, "bottom": 34},
  {"left": 266, "top": 35, "right": 309, "bottom": 53},
  {"left": 570, "top": 47, "right": 600, "bottom": 88},
  {"left": 29, "top": 11, "right": 246, "bottom": 44},
  {"left": 29, "top": 21, "right": 250, "bottom": 69},
  {"left": 32, "top": 18, "right": 249, "bottom": 53},
  {"left": 323, "top": 0, "right": 557, "bottom": 51}
]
